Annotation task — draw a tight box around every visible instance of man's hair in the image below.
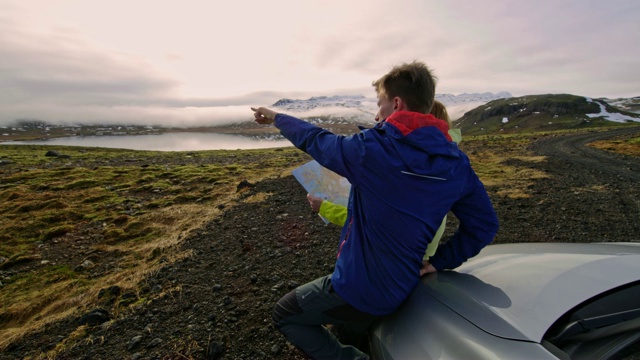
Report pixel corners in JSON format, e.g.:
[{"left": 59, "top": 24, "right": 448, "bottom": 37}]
[
  {"left": 430, "top": 100, "right": 451, "bottom": 128},
  {"left": 372, "top": 60, "right": 437, "bottom": 114}
]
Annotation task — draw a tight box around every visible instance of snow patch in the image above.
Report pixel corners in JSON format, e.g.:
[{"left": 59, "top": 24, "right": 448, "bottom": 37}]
[{"left": 585, "top": 97, "right": 640, "bottom": 123}]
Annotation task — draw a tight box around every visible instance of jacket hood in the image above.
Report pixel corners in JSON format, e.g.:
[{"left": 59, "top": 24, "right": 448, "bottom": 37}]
[
  {"left": 384, "top": 111, "right": 459, "bottom": 155},
  {"left": 386, "top": 111, "right": 451, "bottom": 141},
  {"left": 381, "top": 111, "right": 460, "bottom": 177}
]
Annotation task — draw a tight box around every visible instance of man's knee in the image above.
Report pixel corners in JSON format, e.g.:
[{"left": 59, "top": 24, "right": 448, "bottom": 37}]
[{"left": 272, "top": 289, "right": 302, "bottom": 327}]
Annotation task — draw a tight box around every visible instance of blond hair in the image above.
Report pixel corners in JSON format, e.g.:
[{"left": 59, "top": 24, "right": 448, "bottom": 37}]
[{"left": 430, "top": 100, "right": 451, "bottom": 129}]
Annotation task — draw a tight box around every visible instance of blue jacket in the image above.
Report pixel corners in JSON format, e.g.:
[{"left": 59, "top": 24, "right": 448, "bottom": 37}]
[{"left": 275, "top": 110, "right": 499, "bottom": 316}]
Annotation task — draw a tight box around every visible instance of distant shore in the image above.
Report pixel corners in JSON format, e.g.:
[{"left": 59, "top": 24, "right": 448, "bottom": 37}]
[
  {"left": 0, "top": 123, "right": 281, "bottom": 142},
  {"left": 0, "top": 121, "right": 363, "bottom": 142}
]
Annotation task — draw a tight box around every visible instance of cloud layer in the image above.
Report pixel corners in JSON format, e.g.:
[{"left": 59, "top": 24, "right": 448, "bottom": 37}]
[{"left": 1, "top": 0, "right": 638, "bottom": 126}]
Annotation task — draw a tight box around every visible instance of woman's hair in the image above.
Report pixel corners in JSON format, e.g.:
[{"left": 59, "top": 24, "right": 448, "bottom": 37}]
[
  {"left": 430, "top": 100, "right": 452, "bottom": 129},
  {"left": 372, "top": 60, "right": 437, "bottom": 114}
]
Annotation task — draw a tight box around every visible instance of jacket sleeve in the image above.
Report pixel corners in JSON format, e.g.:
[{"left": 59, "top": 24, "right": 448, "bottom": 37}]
[
  {"left": 423, "top": 216, "right": 447, "bottom": 259},
  {"left": 319, "top": 200, "right": 348, "bottom": 227},
  {"left": 428, "top": 175, "right": 499, "bottom": 270},
  {"left": 274, "top": 113, "right": 366, "bottom": 185}
]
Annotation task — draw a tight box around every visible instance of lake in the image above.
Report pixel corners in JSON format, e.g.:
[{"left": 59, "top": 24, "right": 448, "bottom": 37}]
[{"left": 0, "top": 132, "right": 293, "bottom": 151}]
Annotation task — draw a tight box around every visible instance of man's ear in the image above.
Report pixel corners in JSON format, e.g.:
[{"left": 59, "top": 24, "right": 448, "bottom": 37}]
[{"left": 393, "top": 97, "right": 406, "bottom": 111}]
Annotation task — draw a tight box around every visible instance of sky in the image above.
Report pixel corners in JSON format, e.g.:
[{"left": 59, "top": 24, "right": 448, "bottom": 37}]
[{"left": 1, "top": 0, "right": 639, "bottom": 127}]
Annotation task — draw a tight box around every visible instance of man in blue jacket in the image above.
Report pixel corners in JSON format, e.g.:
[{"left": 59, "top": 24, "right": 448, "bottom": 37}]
[{"left": 252, "top": 60, "right": 499, "bottom": 360}]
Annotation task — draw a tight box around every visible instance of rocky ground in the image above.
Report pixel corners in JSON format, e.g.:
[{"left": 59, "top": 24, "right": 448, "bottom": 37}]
[{"left": 3, "top": 126, "right": 640, "bottom": 360}]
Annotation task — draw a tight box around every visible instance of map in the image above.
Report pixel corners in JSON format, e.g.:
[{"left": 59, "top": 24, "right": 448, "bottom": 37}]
[{"left": 292, "top": 160, "right": 351, "bottom": 223}]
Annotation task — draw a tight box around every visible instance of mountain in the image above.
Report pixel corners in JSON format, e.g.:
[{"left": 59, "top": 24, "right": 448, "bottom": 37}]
[
  {"left": 271, "top": 92, "right": 514, "bottom": 121},
  {"left": 598, "top": 96, "right": 640, "bottom": 114},
  {"left": 272, "top": 95, "right": 371, "bottom": 111},
  {"left": 455, "top": 94, "right": 640, "bottom": 136},
  {"left": 6, "top": 93, "right": 637, "bottom": 142}
]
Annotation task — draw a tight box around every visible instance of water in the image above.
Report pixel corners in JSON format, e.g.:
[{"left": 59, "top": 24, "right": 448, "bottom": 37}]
[{"left": 0, "top": 132, "right": 293, "bottom": 151}]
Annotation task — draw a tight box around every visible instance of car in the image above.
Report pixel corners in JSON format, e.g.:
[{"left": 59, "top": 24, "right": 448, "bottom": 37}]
[{"left": 368, "top": 242, "right": 640, "bottom": 359}]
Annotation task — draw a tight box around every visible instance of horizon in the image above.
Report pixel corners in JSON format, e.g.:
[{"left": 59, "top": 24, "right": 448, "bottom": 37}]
[
  {"left": 1, "top": 91, "right": 638, "bottom": 129},
  {"left": 0, "top": 92, "right": 517, "bottom": 128},
  {"left": 1, "top": 0, "right": 639, "bottom": 127}
]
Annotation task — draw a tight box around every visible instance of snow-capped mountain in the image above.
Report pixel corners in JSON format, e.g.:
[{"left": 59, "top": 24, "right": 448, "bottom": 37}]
[
  {"left": 271, "top": 92, "right": 513, "bottom": 121},
  {"left": 273, "top": 95, "right": 372, "bottom": 111},
  {"left": 436, "top": 91, "right": 513, "bottom": 105}
]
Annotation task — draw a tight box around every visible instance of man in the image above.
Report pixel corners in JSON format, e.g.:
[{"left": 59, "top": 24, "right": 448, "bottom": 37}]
[
  {"left": 304, "top": 99, "right": 459, "bottom": 260},
  {"left": 252, "top": 60, "right": 499, "bottom": 360}
]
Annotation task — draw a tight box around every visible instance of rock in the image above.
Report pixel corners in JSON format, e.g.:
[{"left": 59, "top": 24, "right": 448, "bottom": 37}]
[
  {"left": 127, "top": 335, "right": 143, "bottom": 351},
  {"left": 271, "top": 283, "right": 284, "bottom": 292},
  {"left": 44, "top": 150, "right": 71, "bottom": 158},
  {"left": 236, "top": 180, "right": 254, "bottom": 192},
  {"left": 78, "top": 259, "right": 94, "bottom": 270},
  {"left": 207, "top": 342, "right": 225, "bottom": 360},
  {"left": 119, "top": 292, "right": 138, "bottom": 306},
  {"left": 98, "top": 285, "right": 122, "bottom": 299},
  {"left": 146, "top": 337, "right": 162, "bottom": 348},
  {"left": 78, "top": 309, "right": 111, "bottom": 326}
]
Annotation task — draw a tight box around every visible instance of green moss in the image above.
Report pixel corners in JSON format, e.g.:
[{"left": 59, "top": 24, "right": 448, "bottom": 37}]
[
  {"left": 40, "top": 224, "right": 75, "bottom": 242},
  {"left": 123, "top": 221, "right": 145, "bottom": 233},
  {"left": 104, "top": 228, "right": 125, "bottom": 241}
]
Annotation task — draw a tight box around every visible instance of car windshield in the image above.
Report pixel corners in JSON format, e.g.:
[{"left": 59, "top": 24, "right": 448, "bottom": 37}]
[{"left": 544, "top": 281, "right": 640, "bottom": 359}]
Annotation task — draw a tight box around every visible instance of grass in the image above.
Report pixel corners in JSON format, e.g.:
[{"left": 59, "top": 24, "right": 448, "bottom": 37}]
[
  {"left": 0, "top": 128, "right": 638, "bottom": 351},
  {"left": 0, "top": 144, "right": 309, "bottom": 350},
  {"left": 589, "top": 135, "right": 640, "bottom": 157},
  {"left": 458, "top": 133, "right": 551, "bottom": 198}
]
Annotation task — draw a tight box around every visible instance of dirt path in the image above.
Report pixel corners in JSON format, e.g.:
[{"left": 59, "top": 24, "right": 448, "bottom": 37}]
[
  {"left": 530, "top": 127, "right": 640, "bottom": 181},
  {"left": 4, "top": 127, "right": 640, "bottom": 360},
  {"left": 524, "top": 126, "right": 640, "bottom": 242}
]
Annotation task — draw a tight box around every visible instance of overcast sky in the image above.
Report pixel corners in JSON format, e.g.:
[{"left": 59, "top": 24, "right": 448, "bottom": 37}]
[{"left": 1, "top": 0, "right": 638, "bottom": 127}]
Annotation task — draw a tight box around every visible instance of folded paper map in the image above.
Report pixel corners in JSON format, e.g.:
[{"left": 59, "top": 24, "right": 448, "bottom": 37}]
[{"left": 292, "top": 160, "right": 351, "bottom": 223}]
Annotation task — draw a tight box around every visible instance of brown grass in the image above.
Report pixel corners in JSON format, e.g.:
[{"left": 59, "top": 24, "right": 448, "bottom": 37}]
[{"left": 589, "top": 135, "right": 640, "bottom": 156}]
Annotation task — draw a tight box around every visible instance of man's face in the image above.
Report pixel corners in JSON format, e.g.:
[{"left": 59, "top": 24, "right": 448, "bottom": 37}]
[{"left": 375, "top": 91, "right": 394, "bottom": 122}]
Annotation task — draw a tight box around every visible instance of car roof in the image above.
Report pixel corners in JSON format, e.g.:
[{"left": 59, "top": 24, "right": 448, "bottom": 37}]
[{"left": 423, "top": 242, "right": 640, "bottom": 342}]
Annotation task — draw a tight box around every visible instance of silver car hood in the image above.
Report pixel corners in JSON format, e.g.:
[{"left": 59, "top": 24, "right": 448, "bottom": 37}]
[{"left": 423, "top": 242, "right": 640, "bottom": 342}]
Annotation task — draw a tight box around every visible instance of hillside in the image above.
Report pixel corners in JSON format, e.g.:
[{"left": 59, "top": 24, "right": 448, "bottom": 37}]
[
  {"left": 2, "top": 126, "right": 639, "bottom": 359},
  {"left": 455, "top": 94, "right": 640, "bottom": 135}
]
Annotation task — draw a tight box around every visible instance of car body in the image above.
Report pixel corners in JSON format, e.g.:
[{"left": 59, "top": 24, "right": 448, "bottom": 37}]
[{"left": 368, "top": 242, "right": 640, "bottom": 359}]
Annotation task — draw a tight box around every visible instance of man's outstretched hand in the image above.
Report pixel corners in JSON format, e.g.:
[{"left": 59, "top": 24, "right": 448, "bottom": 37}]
[{"left": 251, "top": 107, "right": 278, "bottom": 125}]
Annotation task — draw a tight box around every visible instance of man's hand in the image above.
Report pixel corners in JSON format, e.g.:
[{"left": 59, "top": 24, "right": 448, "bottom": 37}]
[
  {"left": 306, "top": 194, "right": 324, "bottom": 214},
  {"left": 251, "top": 107, "right": 278, "bottom": 125},
  {"left": 420, "top": 260, "right": 437, "bottom": 276}
]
